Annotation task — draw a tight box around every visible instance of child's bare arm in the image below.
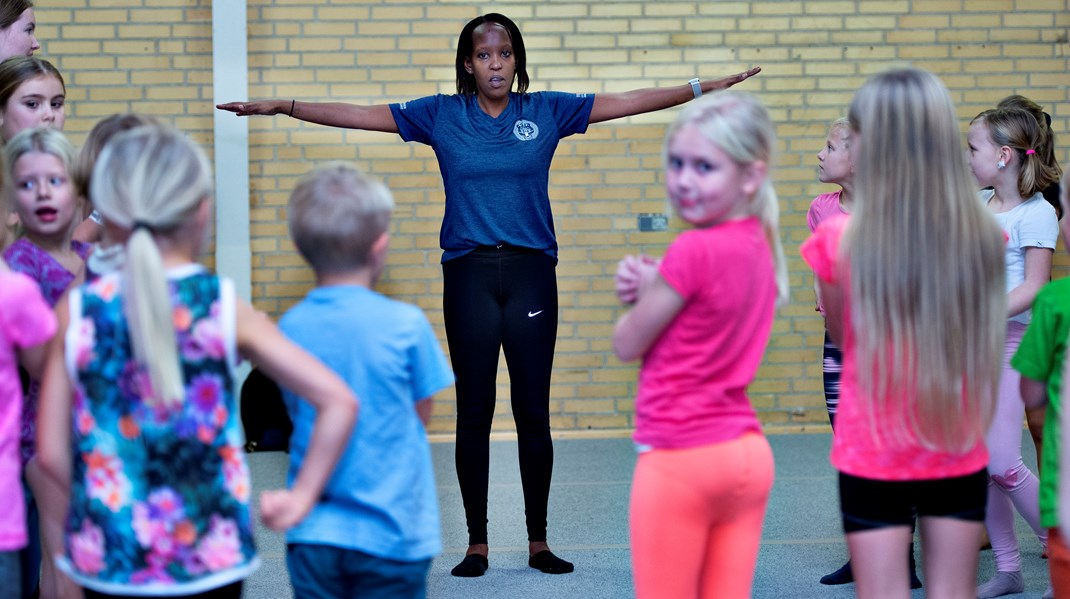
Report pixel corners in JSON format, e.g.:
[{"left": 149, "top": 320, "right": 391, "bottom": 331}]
[
  {"left": 613, "top": 274, "right": 684, "bottom": 362},
  {"left": 818, "top": 279, "right": 846, "bottom": 347},
  {"left": 36, "top": 297, "right": 73, "bottom": 494},
  {"left": 18, "top": 338, "right": 50, "bottom": 380},
  {"left": 415, "top": 397, "right": 433, "bottom": 427},
  {"left": 1007, "top": 247, "right": 1053, "bottom": 318},
  {"left": 235, "top": 299, "right": 357, "bottom": 531},
  {"left": 1020, "top": 375, "right": 1048, "bottom": 410}
]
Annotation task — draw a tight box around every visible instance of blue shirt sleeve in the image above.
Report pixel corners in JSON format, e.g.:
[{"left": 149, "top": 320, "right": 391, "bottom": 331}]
[
  {"left": 389, "top": 95, "right": 442, "bottom": 145},
  {"left": 540, "top": 91, "right": 595, "bottom": 138},
  {"left": 408, "top": 311, "right": 455, "bottom": 401}
]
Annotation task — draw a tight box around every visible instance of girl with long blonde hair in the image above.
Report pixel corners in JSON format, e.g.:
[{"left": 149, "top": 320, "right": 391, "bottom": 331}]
[{"left": 802, "top": 67, "right": 1006, "bottom": 598}]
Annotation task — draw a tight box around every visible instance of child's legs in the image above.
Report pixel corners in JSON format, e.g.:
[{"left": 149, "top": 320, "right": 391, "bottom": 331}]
[
  {"left": 821, "top": 330, "right": 843, "bottom": 427},
  {"left": 985, "top": 323, "right": 1045, "bottom": 571},
  {"left": 287, "top": 544, "right": 430, "bottom": 599},
  {"left": 443, "top": 253, "right": 504, "bottom": 546},
  {"left": 500, "top": 250, "right": 558, "bottom": 543},
  {"left": 630, "top": 433, "right": 774, "bottom": 599},
  {"left": 917, "top": 517, "right": 984, "bottom": 599},
  {"left": 698, "top": 434, "right": 774, "bottom": 599},
  {"left": 916, "top": 469, "right": 988, "bottom": 597},
  {"left": 846, "top": 527, "right": 913, "bottom": 599},
  {"left": 839, "top": 473, "right": 915, "bottom": 598},
  {"left": 0, "top": 550, "right": 21, "bottom": 599},
  {"left": 1049, "top": 527, "right": 1070, "bottom": 597}
]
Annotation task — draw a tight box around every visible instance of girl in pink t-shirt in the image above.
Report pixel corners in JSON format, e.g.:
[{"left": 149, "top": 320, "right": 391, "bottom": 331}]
[
  {"left": 0, "top": 181, "right": 56, "bottom": 599},
  {"left": 802, "top": 68, "right": 1006, "bottom": 598},
  {"left": 808, "top": 118, "right": 853, "bottom": 423},
  {"left": 613, "top": 92, "right": 786, "bottom": 599}
]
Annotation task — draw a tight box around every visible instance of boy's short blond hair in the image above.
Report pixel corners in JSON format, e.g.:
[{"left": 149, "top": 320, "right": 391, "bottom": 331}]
[{"left": 288, "top": 162, "right": 394, "bottom": 274}]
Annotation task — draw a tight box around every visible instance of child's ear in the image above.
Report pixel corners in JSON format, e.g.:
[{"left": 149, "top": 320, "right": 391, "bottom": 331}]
[
  {"left": 369, "top": 231, "right": 390, "bottom": 281},
  {"left": 741, "top": 161, "right": 768, "bottom": 198},
  {"left": 999, "top": 145, "right": 1015, "bottom": 168},
  {"left": 372, "top": 231, "right": 390, "bottom": 258}
]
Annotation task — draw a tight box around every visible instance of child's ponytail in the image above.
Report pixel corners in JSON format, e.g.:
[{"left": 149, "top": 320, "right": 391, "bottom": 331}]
[{"left": 89, "top": 125, "right": 213, "bottom": 408}]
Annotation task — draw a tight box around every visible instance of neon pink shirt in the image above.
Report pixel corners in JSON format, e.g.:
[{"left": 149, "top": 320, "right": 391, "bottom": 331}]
[
  {"left": 800, "top": 216, "right": 989, "bottom": 480},
  {"left": 0, "top": 271, "right": 56, "bottom": 551},
  {"left": 633, "top": 217, "right": 776, "bottom": 449}
]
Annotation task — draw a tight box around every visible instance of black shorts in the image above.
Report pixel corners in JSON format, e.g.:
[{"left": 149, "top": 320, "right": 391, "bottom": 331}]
[{"left": 839, "top": 469, "right": 987, "bottom": 533}]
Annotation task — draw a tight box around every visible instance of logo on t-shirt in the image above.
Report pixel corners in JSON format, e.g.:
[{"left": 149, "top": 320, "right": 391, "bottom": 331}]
[{"left": 513, "top": 120, "right": 539, "bottom": 141}]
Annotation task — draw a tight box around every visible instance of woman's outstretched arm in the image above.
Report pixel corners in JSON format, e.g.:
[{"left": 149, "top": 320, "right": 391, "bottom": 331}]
[
  {"left": 216, "top": 99, "right": 399, "bottom": 134},
  {"left": 589, "top": 66, "right": 761, "bottom": 124}
]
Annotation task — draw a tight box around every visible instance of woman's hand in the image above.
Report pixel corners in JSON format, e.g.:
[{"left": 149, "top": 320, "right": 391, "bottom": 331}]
[
  {"left": 216, "top": 100, "right": 288, "bottom": 117},
  {"left": 701, "top": 66, "right": 762, "bottom": 94}
]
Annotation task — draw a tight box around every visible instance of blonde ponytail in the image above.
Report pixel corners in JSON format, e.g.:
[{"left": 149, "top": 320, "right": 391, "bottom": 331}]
[{"left": 89, "top": 125, "right": 213, "bottom": 408}]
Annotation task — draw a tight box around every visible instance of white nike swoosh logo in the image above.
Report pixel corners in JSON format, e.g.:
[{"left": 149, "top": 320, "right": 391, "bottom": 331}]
[{"left": 528, "top": 310, "right": 544, "bottom": 317}]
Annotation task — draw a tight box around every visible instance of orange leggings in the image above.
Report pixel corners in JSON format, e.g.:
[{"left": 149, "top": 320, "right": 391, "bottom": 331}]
[
  {"left": 630, "top": 432, "right": 774, "bottom": 599},
  {"left": 1050, "top": 527, "right": 1070, "bottom": 597}
]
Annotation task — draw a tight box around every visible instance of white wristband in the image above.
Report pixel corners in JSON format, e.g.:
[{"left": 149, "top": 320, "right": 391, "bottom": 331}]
[{"left": 689, "top": 78, "right": 702, "bottom": 99}]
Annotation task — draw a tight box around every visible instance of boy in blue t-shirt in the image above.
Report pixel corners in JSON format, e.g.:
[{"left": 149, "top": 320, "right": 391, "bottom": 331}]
[{"left": 279, "top": 162, "right": 455, "bottom": 599}]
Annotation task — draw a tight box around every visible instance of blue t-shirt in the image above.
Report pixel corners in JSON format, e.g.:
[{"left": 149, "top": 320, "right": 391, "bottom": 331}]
[
  {"left": 390, "top": 91, "right": 595, "bottom": 261},
  {"left": 279, "top": 285, "right": 454, "bottom": 561}
]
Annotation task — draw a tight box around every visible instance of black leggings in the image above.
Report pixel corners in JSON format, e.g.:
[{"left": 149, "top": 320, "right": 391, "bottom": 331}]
[{"left": 443, "top": 246, "right": 558, "bottom": 545}]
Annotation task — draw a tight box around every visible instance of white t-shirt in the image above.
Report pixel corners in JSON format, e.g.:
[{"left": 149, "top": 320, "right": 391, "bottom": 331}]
[{"left": 983, "top": 189, "right": 1059, "bottom": 324}]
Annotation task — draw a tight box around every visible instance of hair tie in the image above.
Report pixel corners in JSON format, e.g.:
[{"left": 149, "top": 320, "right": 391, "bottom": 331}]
[
  {"left": 132, "top": 220, "right": 154, "bottom": 233},
  {"left": 1025, "top": 149, "right": 1036, "bottom": 155}
]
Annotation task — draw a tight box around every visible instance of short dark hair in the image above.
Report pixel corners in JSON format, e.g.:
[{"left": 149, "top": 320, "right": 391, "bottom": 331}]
[{"left": 455, "top": 13, "right": 529, "bottom": 96}]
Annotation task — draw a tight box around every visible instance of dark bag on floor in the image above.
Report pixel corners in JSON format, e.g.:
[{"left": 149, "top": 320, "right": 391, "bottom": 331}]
[{"left": 240, "top": 368, "right": 293, "bottom": 453}]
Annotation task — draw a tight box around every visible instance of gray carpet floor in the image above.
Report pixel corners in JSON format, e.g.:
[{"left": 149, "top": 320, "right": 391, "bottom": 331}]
[{"left": 242, "top": 431, "right": 1051, "bottom": 598}]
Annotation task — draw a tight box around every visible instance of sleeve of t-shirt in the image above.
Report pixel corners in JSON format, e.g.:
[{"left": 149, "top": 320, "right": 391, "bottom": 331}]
[
  {"left": 407, "top": 309, "right": 455, "bottom": 401},
  {"left": 389, "top": 94, "right": 441, "bottom": 145},
  {"left": 1012, "top": 282, "right": 1062, "bottom": 382},
  {"left": 658, "top": 232, "right": 702, "bottom": 301},
  {"left": 800, "top": 215, "right": 848, "bottom": 284},
  {"left": 542, "top": 91, "right": 595, "bottom": 137},
  {"left": 1017, "top": 199, "right": 1058, "bottom": 250},
  {"left": 0, "top": 272, "right": 57, "bottom": 349},
  {"left": 806, "top": 200, "right": 821, "bottom": 233}
]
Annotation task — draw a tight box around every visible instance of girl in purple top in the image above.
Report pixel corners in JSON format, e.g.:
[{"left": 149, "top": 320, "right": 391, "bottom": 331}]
[
  {"left": 3, "top": 126, "right": 87, "bottom": 599},
  {"left": 219, "top": 12, "right": 762, "bottom": 578}
]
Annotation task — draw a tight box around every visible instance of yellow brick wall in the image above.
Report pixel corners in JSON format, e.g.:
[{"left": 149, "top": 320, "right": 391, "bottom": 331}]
[{"left": 38, "top": 1, "right": 1070, "bottom": 435}]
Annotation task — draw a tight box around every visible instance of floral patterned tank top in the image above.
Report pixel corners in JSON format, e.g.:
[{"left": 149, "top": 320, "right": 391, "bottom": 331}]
[{"left": 60, "top": 266, "right": 259, "bottom": 594}]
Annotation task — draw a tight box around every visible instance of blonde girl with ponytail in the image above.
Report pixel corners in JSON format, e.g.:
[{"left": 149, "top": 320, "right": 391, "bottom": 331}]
[
  {"left": 35, "top": 125, "right": 357, "bottom": 598},
  {"left": 613, "top": 91, "right": 784, "bottom": 599}
]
